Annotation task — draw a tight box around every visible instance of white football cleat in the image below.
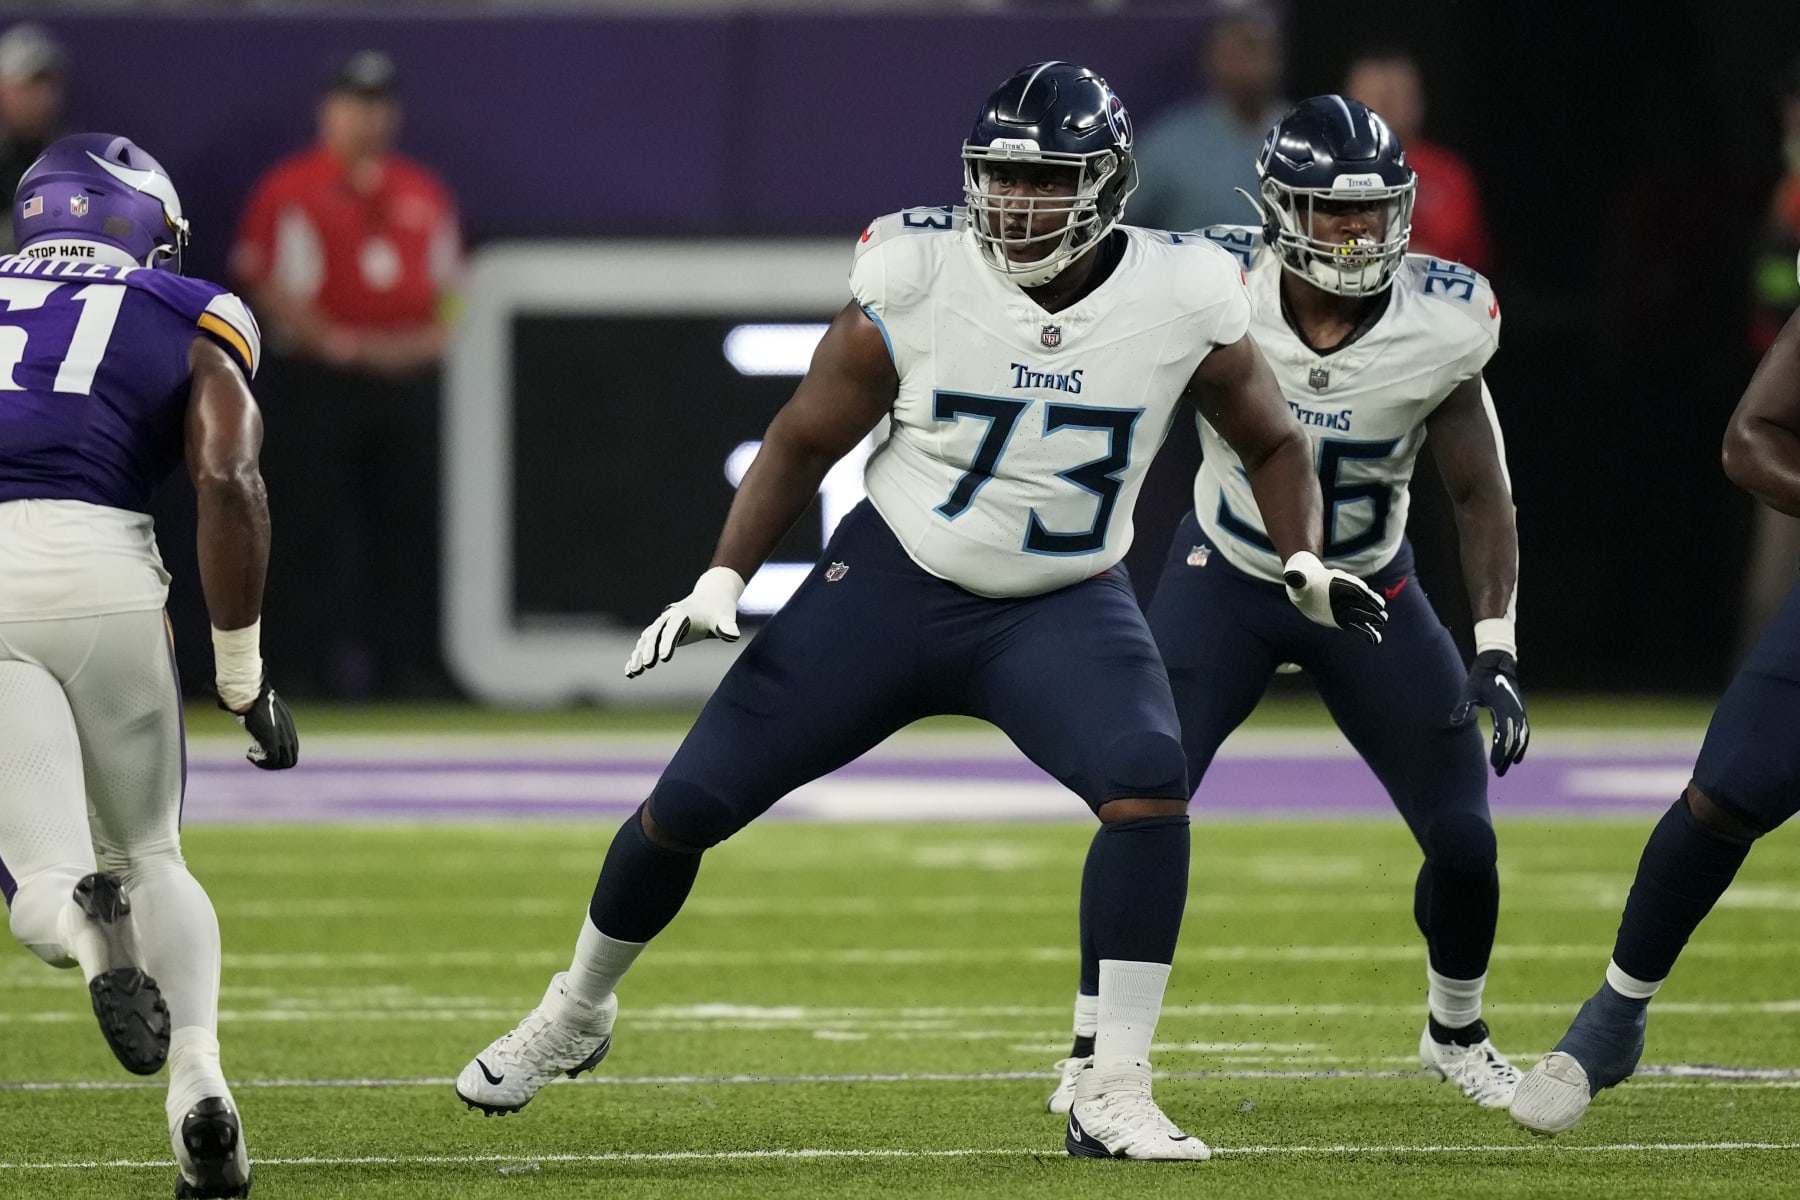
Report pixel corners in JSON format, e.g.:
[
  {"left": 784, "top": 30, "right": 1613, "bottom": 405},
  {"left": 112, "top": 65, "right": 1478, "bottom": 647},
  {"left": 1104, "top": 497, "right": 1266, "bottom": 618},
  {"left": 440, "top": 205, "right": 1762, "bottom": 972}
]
[
  {"left": 1064, "top": 1058, "right": 1210, "bottom": 1161},
  {"left": 1509, "top": 1051, "right": 1594, "bottom": 1135},
  {"left": 1419, "top": 1022, "right": 1521, "bottom": 1108},
  {"left": 1046, "top": 1054, "right": 1091, "bottom": 1114},
  {"left": 456, "top": 972, "right": 615, "bottom": 1115}
]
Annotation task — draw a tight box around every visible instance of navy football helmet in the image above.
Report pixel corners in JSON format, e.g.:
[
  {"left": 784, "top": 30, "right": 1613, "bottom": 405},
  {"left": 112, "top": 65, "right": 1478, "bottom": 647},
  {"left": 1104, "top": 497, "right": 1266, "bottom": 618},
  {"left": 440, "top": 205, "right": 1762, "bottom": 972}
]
[
  {"left": 1247, "top": 96, "right": 1415, "bottom": 296},
  {"left": 962, "top": 61, "right": 1138, "bottom": 287},
  {"left": 13, "top": 133, "right": 189, "bottom": 272}
]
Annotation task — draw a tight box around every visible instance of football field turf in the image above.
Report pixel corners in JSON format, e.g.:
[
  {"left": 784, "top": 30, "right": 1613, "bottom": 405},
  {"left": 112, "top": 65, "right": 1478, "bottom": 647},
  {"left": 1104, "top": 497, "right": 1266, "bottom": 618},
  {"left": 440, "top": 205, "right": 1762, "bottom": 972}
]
[{"left": 5, "top": 815, "right": 1799, "bottom": 1198}]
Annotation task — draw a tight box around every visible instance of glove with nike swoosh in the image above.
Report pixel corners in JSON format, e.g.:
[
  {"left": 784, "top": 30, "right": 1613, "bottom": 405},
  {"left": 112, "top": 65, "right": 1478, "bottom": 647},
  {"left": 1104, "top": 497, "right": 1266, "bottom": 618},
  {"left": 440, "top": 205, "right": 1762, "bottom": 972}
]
[
  {"left": 1450, "top": 650, "right": 1529, "bottom": 776},
  {"left": 625, "top": 566, "right": 746, "bottom": 678},
  {"left": 1282, "top": 551, "right": 1388, "bottom": 644},
  {"left": 218, "top": 678, "right": 299, "bottom": 770}
]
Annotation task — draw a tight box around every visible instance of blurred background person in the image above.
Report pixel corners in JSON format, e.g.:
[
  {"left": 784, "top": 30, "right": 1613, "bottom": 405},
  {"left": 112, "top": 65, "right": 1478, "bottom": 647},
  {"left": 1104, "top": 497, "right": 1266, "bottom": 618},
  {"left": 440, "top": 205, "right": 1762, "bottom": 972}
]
[
  {"left": 0, "top": 22, "right": 66, "bottom": 254},
  {"left": 232, "top": 49, "right": 463, "bottom": 699},
  {"left": 1343, "top": 46, "right": 1491, "bottom": 273},
  {"left": 1738, "top": 53, "right": 1800, "bottom": 662},
  {"left": 1128, "top": 0, "right": 1288, "bottom": 232}
]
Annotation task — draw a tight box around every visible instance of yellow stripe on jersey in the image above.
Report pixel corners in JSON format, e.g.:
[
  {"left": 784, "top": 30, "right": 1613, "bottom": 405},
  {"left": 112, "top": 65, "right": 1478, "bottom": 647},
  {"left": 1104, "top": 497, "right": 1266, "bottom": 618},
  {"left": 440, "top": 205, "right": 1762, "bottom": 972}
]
[{"left": 196, "top": 312, "right": 253, "bottom": 373}]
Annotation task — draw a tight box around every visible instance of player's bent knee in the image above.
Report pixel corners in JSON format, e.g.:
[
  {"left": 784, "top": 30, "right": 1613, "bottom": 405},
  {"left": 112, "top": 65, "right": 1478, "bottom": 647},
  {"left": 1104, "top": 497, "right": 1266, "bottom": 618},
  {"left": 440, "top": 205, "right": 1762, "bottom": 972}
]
[
  {"left": 1096, "top": 730, "right": 1188, "bottom": 811},
  {"left": 1422, "top": 810, "right": 1497, "bottom": 875},
  {"left": 644, "top": 781, "right": 747, "bottom": 852},
  {"left": 1098, "top": 796, "right": 1189, "bottom": 823},
  {"left": 1684, "top": 783, "right": 1767, "bottom": 843}
]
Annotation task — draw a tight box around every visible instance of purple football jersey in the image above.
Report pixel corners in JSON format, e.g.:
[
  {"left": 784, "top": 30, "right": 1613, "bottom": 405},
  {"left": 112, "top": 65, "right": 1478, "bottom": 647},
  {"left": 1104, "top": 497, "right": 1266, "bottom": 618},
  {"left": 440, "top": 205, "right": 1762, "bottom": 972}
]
[{"left": 0, "top": 254, "right": 261, "bottom": 514}]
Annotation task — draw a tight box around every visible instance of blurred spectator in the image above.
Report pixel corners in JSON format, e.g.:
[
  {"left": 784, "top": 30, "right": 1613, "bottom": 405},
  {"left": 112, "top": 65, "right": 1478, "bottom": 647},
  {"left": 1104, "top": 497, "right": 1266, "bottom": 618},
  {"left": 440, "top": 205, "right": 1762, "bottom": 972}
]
[
  {"left": 1343, "top": 47, "right": 1491, "bottom": 273},
  {"left": 233, "top": 50, "right": 462, "bottom": 698},
  {"left": 1738, "top": 55, "right": 1800, "bottom": 663},
  {"left": 0, "top": 23, "right": 66, "bottom": 253},
  {"left": 1129, "top": 1, "right": 1288, "bottom": 232}
]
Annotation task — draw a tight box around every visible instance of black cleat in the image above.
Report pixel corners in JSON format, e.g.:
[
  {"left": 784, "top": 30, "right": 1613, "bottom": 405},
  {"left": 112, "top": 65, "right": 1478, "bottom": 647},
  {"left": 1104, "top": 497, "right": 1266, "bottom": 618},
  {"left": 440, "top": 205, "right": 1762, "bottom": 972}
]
[
  {"left": 173, "top": 1097, "right": 251, "bottom": 1198},
  {"left": 73, "top": 873, "right": 171, "bottom": 1075}
]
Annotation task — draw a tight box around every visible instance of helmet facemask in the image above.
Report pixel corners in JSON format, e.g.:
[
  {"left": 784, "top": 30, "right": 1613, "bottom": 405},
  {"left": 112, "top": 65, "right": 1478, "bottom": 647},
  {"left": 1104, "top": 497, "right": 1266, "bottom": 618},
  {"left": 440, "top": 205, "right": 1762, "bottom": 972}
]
[
  {"left": 1251, "top": 172, "right": 1415, "bottom": 297},
  {"left": 962, "top": 139, "right": 1137, "bottom": 288}
]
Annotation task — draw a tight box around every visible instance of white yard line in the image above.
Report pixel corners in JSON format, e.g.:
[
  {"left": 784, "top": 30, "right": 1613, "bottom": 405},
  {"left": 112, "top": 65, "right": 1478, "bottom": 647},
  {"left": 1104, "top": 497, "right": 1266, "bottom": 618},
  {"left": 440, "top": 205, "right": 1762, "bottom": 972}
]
[
  {"left": 6, "top": 1064, "right": 1800, "bottom": 1094},
  {"left": 4, "top": 1140, "right": 1797, "bottom": 1172}
]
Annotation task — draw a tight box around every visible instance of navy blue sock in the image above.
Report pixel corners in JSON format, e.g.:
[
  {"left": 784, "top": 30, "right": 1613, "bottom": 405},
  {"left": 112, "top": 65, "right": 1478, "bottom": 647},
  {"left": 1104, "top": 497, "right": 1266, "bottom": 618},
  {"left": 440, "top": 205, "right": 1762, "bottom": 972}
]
[
  {"left": 1611, "top": 793, "right": 1754, "bottom": 983},
  {"left": 1079, "top": 814, "right": 1189, "bottom": 972},
  {"left": 587, "top": 805, "right": 703, "bottom": 943},
  {"left": 1413, "top": 861, "right": 1500, "bottom": 980}
]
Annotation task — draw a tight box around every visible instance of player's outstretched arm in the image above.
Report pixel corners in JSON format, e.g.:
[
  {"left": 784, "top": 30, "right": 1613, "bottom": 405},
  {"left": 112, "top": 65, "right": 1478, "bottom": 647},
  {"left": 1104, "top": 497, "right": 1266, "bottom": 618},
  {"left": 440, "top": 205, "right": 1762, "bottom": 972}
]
[
  {"left": 1190, "top": 334, "right": 1388, "bottom": 643},
  {"left": 1428, "top": 372, "right": 1527, "bottom": 774},
  {"left": 1725, "top": 303, "right": 1800, "bottom": 517},
  {"left": 186, "top": 336, "right": 297, "bottom": 769},
  {"left": 625, "top": 300, "right": 897, "bottom": 677}
]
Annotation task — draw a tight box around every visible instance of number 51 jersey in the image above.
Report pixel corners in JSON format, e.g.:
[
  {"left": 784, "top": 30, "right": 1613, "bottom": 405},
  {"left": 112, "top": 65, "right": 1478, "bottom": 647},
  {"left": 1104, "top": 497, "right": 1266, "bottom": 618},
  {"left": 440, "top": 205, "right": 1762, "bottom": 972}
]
[
  {"left": 853, "top": 208, "right": 1251, "bottom": 598},
  {"left": 0, "top": 255, "right": 262, "bottom": 620},
  {"left": 1192, "top": 225, "right": 1501, "bottom": 584}
]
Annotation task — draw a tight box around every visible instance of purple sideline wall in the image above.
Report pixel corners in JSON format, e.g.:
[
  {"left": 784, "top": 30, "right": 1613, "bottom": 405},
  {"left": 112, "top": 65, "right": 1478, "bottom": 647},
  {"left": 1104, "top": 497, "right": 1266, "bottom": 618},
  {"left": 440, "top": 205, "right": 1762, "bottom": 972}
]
[{"left": 42, "top": 14, "right": 1208, "bottom": 282}]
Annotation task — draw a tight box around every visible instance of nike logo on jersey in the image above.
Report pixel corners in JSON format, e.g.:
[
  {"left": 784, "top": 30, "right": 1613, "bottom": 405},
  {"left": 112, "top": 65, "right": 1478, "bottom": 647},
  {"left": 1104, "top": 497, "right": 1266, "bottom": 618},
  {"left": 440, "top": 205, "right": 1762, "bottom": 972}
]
[
  {"left": 476, "top": 1059, "right": 505, "bottom": 1086},
  {"left": 1382, "top": 576, "right": 1410, "bottom": 600}
]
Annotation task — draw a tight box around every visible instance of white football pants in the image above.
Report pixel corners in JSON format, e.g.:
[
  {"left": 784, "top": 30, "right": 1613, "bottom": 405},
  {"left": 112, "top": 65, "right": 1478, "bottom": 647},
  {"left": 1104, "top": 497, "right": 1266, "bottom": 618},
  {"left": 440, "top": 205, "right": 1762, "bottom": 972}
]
[{"left": 0, "top": 608, "right": 222, "bottom": 1038}]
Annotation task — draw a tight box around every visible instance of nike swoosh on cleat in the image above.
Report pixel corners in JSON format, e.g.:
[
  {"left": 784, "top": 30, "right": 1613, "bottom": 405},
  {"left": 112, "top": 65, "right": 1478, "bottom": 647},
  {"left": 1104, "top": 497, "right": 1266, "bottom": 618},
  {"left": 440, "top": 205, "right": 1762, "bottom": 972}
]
[{"left": 476, "top": 1059, "right": 505, "bottom": 1086}]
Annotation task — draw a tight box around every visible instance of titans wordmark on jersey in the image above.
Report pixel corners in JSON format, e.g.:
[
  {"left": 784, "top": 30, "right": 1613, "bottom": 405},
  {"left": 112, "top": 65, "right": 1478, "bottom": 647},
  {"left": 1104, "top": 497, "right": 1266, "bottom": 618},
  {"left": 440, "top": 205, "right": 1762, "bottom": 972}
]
[
  {"left": 852, "top": 207, "right": 1251, "bottom": 598},
  {"left": 1190, "top": 224, "right": 1501, "bottom": 584}
]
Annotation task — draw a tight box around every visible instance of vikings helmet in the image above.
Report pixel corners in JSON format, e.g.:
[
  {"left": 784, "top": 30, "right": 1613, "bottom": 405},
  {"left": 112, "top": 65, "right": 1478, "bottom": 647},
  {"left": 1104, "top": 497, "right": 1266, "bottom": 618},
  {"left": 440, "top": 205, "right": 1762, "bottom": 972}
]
[
  {"left": 13, "top": 133, "right": 190, "bottom": 272},
  {"left": 1249, "top": 95, "right": 1415, "bottom": 296},
  {"left": 962, "top": 61, "right": 1138, "bottom": 287}
]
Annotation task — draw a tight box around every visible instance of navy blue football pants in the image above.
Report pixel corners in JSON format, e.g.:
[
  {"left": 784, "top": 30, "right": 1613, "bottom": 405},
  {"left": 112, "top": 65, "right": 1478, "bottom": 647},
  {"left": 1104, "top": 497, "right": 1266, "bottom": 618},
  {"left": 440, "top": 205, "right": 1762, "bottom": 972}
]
[
  {"left": 643, "top": 501, "right": 1188, "bottom": 849},
  {"left": 1692, "top": 576, "right": 1800, "bottom": 832},
  {"left": 1148, "top": 513, "right": 1496, "bottom": 980}
]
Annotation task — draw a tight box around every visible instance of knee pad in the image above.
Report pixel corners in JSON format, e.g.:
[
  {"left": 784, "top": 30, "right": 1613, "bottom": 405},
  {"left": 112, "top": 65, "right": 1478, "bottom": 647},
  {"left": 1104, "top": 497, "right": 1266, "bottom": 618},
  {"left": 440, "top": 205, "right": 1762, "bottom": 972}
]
[
  {"left": 7, "top": 866, "right": 85, "bottom": 967},
  {"left": 645, "top": 779, "right": 747, "bottom": 851},
  {"left": 1098, "top": 730, "right": 1189, "bottom": 805},
  {"left": 1422, "top": 810, "right": 1497, "bottom": 876}
]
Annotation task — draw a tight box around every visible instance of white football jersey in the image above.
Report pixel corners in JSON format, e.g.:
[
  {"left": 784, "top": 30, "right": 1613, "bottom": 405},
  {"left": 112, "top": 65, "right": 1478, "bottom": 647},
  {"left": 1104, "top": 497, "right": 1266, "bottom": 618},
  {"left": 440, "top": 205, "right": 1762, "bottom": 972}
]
[
  {"left": 853, "top": 208, "right": 1251, "bottom": 598},
  {"left": 1191, "top": 225, "right": 1502, "bottom": 583}
]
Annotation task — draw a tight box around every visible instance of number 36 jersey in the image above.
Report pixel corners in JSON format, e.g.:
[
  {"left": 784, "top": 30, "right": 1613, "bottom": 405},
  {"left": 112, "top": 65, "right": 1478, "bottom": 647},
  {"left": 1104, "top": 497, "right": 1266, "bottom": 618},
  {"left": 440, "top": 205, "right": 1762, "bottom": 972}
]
[
  {"left": 0, "top": 254, "right": 262, "bottom": 620},
  {"left": 852, "top": 208, "right": 1251, "bottom": 598},
  {"left": 1192, "top": 225, "right": 1501, "bottom": 584}
]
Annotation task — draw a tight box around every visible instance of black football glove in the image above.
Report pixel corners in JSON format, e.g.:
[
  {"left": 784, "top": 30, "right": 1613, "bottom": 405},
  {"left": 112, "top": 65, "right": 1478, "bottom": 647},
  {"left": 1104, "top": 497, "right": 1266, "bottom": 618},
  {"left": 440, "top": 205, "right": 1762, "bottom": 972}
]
[
  {"left": 1450, "top": 650, "right": 1528, "bottom": 776},
  {"left": 1282, "top": 551, "right": 1389, "bottom": 644},
  {"left": 219, "top": 679, "right": 299, "bottom": 770}
]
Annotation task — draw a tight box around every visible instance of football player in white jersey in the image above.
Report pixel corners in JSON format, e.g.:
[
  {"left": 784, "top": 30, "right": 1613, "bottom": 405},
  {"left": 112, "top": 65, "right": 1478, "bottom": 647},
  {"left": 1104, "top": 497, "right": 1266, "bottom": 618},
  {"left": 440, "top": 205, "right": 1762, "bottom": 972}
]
[
  {"left": 456, "top": 63, "right": 1385, "bottom": 1161},
  {"left": 1043, "top": 95, "right": 1528, "bottom": 1114}
]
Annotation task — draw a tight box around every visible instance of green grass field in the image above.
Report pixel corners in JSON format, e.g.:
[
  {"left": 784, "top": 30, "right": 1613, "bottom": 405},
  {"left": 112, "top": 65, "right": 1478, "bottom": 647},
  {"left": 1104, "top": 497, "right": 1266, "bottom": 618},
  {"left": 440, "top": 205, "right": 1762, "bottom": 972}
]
[{"left": 4, "top": 817, "right": 1798, "bottom": 1199}]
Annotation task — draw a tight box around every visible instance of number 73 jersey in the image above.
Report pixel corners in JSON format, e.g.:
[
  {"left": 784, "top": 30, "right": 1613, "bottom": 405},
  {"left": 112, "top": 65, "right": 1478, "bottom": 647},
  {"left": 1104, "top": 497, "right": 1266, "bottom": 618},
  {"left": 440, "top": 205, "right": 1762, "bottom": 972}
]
[
  {"left": 852, "top": 208, "right": 1251, "bottom": 598},
  {"left": 1191, "top": 225, "right": 1501, "bottom": 584}
]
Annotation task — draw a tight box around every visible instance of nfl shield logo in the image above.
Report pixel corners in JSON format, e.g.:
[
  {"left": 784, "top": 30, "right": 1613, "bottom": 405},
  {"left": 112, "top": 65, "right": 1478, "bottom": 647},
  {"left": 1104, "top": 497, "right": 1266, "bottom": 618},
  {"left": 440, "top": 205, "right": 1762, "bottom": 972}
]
[
  {"left": 1040, "top": 324, "right": 1062, "bottom": 350},
  {"left": 1186, "top": 544, "right": 1212, "bottom": 567},
  {"left": 825, "top": 561, "right": 849, "bottom": 582},
  {"left": 1308, "top": 365, "right": 1330, "bottom": 391},
  {"left": 69, "top": 194, "right": 89, "bottom": 217}
]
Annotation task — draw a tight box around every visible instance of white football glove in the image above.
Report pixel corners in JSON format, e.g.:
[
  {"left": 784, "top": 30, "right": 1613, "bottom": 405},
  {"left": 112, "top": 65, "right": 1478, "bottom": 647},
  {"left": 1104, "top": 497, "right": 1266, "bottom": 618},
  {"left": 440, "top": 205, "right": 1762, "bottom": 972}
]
[
  {"left": 625, "top": 566, "right": 746, "bottom": 677},
  {"left": 1282, "top": 551, "right": 1389, "bottom": 644}
]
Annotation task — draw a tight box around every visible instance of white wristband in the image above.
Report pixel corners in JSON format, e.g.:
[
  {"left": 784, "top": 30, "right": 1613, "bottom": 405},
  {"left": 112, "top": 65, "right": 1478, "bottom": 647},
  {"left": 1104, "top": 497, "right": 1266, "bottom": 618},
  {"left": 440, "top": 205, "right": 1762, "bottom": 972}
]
[
  {"left": 1473, "top": 617, "right": 1517, "bottom": 658},
  {"left": 212, "top": 620, "right": 264, "bottom": 712}
]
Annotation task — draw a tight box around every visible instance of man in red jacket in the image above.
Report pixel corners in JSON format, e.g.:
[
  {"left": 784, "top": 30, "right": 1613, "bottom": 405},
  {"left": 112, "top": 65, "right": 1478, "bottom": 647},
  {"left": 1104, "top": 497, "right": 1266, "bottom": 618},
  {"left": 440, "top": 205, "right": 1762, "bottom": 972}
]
[
  {"left": 232, "top": 50, "right": 463, "bottom": 697},
  {"left": 1345, "top": 48, "right": 1492, "bottom": 274}
]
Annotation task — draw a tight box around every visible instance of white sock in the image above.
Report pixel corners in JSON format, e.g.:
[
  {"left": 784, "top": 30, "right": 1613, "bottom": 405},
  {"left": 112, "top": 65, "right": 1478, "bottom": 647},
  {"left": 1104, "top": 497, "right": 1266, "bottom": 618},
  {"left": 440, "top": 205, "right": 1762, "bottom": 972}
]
[
  {"left": 561, "top": 915, "right": 646, "bottom": 1013},
  {"left": 1605, "top": 959, "right": 1663, "bottom": 1000},
  {"left": 165, "top": 1026, "right": 232, "bottom": 1130},
  {"left": 1073, "top": 991, "right": 1099, "bottom": 1041},
  {"left": 1426, "top": 966, "right": 1485, "bottom": 1030},
  {"left": 119, "top": 861, "right": 222, "bottom": 1033},
  {"left": 1094, "top": 959, "right": 1170, "bottom": 1064}
]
